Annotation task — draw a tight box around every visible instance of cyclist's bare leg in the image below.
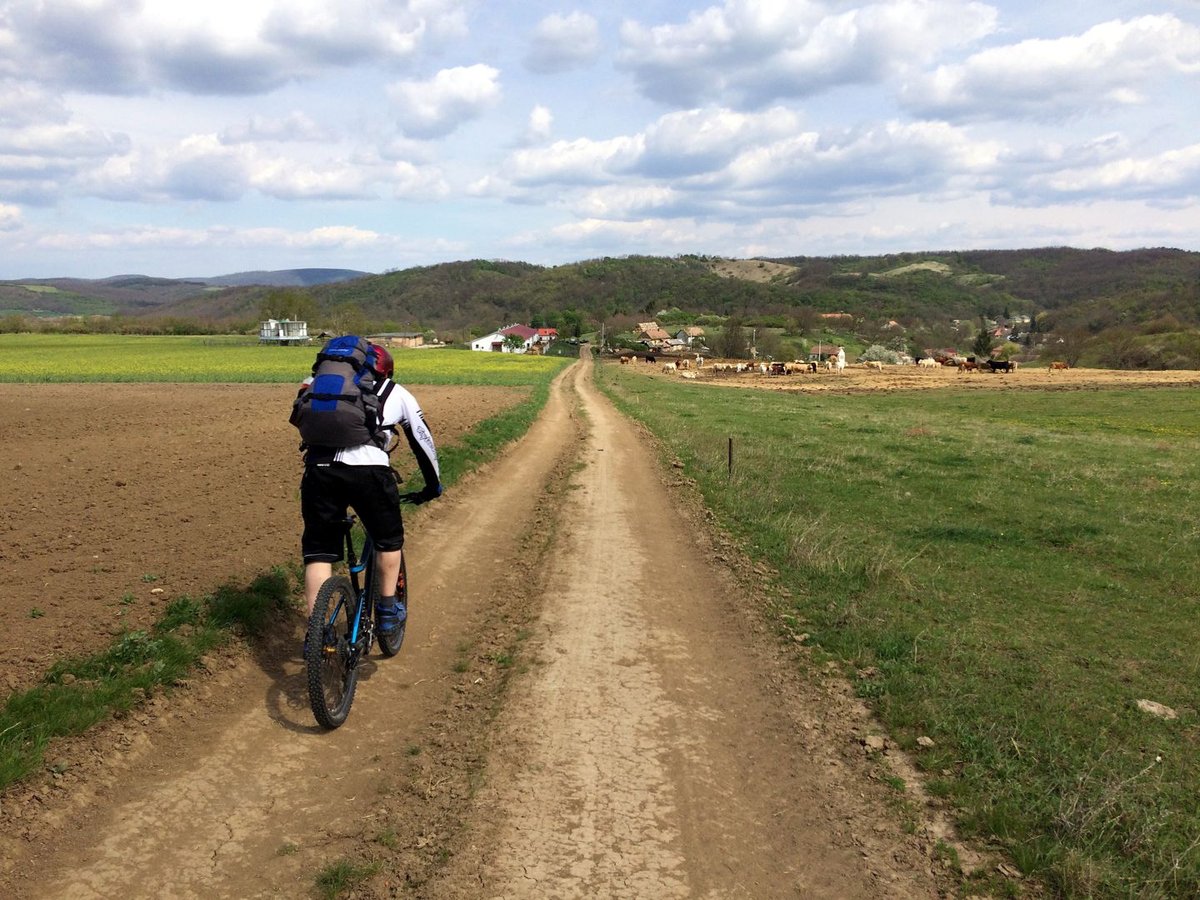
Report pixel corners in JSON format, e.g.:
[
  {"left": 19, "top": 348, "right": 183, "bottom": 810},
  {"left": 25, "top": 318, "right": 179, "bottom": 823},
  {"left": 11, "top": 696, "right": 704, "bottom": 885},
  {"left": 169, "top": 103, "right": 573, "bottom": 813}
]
[
  {"left": 376, "top": 549, "right": 403, "bottom": 601},
  {"left": 304, "top": 562, "right": 332, "bottom": 617}
]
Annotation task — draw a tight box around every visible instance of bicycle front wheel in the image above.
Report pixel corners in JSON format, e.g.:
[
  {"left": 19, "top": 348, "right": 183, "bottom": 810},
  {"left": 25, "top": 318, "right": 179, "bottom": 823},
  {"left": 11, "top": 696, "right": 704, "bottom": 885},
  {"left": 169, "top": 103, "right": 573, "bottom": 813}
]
[
  {"left": 375, "top": 554, "right": 408, "bottom": 658},
  {"left": 305, "top": 575, "right": 359, "bottom": 729}
]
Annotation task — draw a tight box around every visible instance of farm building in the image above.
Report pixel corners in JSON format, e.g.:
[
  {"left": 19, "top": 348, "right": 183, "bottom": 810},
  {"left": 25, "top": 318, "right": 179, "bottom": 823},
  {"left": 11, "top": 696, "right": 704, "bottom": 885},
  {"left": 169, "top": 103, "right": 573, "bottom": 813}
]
[
  {"left": 635, "top": 322, "right": 672, "bottom": 347},
  {"left": 371, "top": 332, "right": 426, "bottom": 349},
  {"left": 471, "top": 324, "right": 539, "bottom": 353},
  {"left": 259, "top": 319, "right": 309, "bottom": 344}
]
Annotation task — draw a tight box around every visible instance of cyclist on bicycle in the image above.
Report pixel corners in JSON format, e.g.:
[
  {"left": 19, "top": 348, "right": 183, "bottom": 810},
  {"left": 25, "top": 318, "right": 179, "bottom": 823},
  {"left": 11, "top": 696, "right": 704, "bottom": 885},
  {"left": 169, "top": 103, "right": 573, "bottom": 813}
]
[{"left": 297, "top": 341, "right": 442, "bottom": 636}]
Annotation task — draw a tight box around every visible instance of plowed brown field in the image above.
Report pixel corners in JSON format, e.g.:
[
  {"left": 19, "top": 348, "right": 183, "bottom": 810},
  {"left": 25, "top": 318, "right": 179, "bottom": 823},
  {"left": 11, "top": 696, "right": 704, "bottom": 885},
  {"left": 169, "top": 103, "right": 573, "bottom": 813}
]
[{"left": 0, "top": 383, "right": 526, "bottom": 696}]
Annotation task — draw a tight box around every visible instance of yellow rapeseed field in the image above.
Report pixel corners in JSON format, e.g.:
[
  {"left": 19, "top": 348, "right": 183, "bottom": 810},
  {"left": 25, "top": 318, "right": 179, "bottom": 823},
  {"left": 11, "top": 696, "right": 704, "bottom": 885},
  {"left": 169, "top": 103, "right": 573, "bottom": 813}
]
[{"left": 0, "top": 335, "right": 569, "bottom": 385}]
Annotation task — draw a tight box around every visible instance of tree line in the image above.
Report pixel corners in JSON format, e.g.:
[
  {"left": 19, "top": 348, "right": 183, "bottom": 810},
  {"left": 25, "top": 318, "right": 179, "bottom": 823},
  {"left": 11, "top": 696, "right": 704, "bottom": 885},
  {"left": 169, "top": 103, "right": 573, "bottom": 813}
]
[{"left": 4, "top": 248, "right": 1198, "bottom": 368}]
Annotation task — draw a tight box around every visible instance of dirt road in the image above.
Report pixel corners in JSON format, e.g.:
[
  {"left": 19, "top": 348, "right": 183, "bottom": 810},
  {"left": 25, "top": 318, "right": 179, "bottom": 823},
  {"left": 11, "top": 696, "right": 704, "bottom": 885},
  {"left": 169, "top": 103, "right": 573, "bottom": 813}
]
[{"left": 1, "top": 357, "right": 953, "bottom": 898}]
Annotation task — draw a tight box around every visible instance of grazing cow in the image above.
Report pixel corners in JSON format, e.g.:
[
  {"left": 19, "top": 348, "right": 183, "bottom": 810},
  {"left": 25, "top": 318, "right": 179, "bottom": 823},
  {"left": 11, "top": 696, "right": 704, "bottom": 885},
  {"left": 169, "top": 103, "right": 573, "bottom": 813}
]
[
  {"left": 1048, "top": 361, "right": 1069, "bottom": 373},
  {"left": 865, "top": 360, "right": 884, "bottom": 372},
  {"left": 958, "top": 360, "right": 980, "bottom": 373},
  {"left": 619, "top": 355, "right": 631, "bottom": 365},
  {"left": 662, "top": 362, "right": 677, "bottom": 373},
  {"left": 646, "top": 354, "right": 657, "bottom": 365},
  {"left": 986, "top": 359, "right": 1013, "bottom": 373},
  {"left": 917, "top": 357, "right": 937, "bottom": 369},
  {"left": 678, "top": 358, "right": 689, "bottom": 370}
]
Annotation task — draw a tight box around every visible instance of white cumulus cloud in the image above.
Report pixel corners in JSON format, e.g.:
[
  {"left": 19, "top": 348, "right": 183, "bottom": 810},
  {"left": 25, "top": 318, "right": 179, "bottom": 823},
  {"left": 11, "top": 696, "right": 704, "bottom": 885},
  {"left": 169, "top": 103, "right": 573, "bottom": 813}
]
[
  {"left": 637, "top": 106, "right": 804, "bottom": 177},
  {"left": 618, "top": 0, "right": 997, "bottom": 109},
  {"left": 522, "top": 104, "right": 554, "bottom": 145},
  {"left": 1008, "top": 143, "right": 1200, "bottom": 206},
  {"left": 81, "top": 133, "right": 402, "bottom": 202},
  {"left": 505, "top": 135, "right": 644, "bottom": 186},
  {"left": 0, "top": 0, "right": 471, "bottom": 96},
  {"left": 0, "top": 202, "right": 23, "bottom": 230},
  {"left": 716, "top": 120, "right": 1002, "bottom": 207},
  {"left": 0, "top": 122, "right": 130, "bottom": 202},
  {"left": 902, "top": 14, "right": 1200, "bottom": 121},
  {"left": 494, "top": 110, "right": 1004, "bottom": 217},
  {"left": 525, "top": 12, "right": 601, "bottom": 74},
  {"left": 0, "top": 80, "right": 70, "bottom": 127},
  {"left": 250, "top": 160, "right": 377, "bottom": 200},
  {"left": 389, "top": 64, "right": 501, "bottom": 138},
  {"left": 220, "top": 112, "right": 327, "bottom": 144},
  {"left": 576, "top": 184, "right": 681, "bottom": 218}
]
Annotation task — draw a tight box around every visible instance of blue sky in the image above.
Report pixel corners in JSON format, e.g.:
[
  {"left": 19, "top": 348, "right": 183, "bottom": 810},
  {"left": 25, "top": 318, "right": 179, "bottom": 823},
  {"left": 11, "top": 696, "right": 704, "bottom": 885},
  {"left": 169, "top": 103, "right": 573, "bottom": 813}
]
[{"left": 0, "top": 0, "right": 1197, "bottom": 279}]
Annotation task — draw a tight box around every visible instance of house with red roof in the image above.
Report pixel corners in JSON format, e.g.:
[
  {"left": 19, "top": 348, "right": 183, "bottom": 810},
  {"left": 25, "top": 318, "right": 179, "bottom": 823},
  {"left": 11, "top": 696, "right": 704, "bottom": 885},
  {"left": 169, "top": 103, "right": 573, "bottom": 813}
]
[{"left": 470, "top": 323, "right": 540, "bottom": 353}]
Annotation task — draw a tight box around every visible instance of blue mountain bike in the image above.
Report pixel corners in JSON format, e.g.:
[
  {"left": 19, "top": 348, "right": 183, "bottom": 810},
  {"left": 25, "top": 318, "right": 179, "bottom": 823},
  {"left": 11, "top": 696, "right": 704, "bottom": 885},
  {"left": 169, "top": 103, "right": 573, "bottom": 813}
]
[{"left": 304, "top": 515, "right": 408, "bottom": 729}]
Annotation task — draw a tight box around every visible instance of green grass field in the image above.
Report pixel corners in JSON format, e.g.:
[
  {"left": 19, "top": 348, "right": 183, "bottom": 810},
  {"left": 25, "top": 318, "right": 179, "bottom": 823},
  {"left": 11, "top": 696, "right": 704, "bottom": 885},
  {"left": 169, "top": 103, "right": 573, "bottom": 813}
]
[
  {"left": 599, "top": 363, "right": 1200, "bottom": 898},
  {"left": 0, "top": 334, "right": 569, "bottom": 385}
]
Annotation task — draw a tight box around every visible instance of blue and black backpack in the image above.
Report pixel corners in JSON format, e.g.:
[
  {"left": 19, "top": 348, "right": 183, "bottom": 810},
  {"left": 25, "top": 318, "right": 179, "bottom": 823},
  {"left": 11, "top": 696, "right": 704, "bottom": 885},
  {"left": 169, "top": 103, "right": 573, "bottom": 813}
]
[{"left": 290, "top": 335, "right": 390, "bottom": 449}]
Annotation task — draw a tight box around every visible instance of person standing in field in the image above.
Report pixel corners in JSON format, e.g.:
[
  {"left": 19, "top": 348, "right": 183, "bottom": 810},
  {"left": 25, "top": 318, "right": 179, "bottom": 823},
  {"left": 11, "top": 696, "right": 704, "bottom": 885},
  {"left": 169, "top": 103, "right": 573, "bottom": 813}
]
[
  {"left": 291, "top": 338, "right": 442, "bottom": 638},
  {"left": 835, "top": 346, "right": 846, "bottom": 375}
]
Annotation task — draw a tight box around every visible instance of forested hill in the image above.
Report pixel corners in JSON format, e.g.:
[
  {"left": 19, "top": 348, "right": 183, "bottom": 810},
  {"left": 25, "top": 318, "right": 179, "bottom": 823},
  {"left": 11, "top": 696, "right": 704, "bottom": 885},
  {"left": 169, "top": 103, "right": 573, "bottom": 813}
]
[
  {"left": 296, "top": 248, "right": 1200, "bottom": 340},
  {"left": 4, "top": 250, "right": 1199, "bottom": 355},
  {"left": 769, "top": 247, "right": 1200, "bottom": 322}
]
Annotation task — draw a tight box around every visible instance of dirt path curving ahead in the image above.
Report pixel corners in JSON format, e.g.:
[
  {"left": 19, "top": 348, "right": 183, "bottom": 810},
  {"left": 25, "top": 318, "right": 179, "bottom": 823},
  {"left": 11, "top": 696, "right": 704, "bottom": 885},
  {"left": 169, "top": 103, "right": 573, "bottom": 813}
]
[{"left": 1, "top": 355, "right": 956, "bottom": 898}]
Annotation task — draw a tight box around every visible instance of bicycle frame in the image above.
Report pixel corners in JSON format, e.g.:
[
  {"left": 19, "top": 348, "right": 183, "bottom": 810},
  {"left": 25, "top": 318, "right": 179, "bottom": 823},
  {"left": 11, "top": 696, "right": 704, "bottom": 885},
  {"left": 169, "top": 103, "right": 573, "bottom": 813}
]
[{"left": 339, "top": 517, "right": 377, "bottom": 667}]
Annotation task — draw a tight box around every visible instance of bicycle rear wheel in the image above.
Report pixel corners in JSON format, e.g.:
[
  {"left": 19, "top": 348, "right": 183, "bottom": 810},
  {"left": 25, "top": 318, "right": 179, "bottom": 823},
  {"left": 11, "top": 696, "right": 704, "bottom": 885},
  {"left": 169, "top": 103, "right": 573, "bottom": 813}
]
[
  {"left": 375, "top": 554, "right": 408, "bottom": 658},
  {"left": 305, "top": 575, "right": 359, "bottom": 729}
]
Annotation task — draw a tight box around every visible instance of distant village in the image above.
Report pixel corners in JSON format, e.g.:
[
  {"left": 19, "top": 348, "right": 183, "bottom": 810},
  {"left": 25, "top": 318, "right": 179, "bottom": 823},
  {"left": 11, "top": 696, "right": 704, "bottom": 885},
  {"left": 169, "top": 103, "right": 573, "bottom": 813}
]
[{"left": 258, "top": 311, "right": 1038, "bottom": 365}]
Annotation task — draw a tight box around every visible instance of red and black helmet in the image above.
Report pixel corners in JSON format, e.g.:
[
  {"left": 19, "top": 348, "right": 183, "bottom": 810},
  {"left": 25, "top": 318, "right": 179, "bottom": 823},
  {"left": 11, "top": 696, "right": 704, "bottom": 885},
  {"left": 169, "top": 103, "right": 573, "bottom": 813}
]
[{"left": 367, "top": 343, "right": 394, "bottom": 379}]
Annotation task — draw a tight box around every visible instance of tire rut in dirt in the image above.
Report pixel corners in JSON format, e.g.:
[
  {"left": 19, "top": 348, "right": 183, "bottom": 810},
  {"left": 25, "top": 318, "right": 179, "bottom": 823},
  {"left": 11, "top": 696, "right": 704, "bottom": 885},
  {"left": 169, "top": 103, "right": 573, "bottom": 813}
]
[{"left": 305, "top": 575, "right": 358, "bottom": 729}]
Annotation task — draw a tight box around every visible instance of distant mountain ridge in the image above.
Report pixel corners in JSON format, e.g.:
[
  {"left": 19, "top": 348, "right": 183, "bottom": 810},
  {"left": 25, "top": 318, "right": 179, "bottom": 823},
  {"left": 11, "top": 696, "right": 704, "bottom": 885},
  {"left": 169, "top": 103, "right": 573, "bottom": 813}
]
[
  {"left": 3, "top": 253, "right": 1198, "bottom": 364},
  {"left": 189, "top": 268, "right": 371, "bottom": 287},
  {"left": 0, "top": 268, "right": 371, "bottom": 318}
]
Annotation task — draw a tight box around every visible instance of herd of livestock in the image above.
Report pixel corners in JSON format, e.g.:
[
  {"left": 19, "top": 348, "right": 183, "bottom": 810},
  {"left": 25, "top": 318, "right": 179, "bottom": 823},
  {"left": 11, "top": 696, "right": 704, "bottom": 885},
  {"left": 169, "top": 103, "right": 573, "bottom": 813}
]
[{"left": 613, "top": 352, "right": 1072, "bottom": 377}]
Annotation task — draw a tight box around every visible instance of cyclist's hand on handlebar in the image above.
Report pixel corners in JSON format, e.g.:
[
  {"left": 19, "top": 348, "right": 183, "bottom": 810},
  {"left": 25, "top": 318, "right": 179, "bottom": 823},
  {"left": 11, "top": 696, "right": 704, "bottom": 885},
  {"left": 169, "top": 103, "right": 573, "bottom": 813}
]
[{"left": 400, "top": 484, "right": 442, "bottom": 505}]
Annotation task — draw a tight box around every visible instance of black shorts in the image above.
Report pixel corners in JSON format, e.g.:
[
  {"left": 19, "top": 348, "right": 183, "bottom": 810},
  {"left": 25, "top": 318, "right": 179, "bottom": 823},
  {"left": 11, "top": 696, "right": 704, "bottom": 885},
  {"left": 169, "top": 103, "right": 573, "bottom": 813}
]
[{"left": 300, "top": 464, "right": 405, "bottom": 563}]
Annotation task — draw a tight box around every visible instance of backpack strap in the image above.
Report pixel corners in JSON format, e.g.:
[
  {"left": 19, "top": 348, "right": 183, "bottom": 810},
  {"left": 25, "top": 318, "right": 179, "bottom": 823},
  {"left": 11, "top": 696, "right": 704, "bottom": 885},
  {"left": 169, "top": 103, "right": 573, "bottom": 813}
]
[{"left": 373, "top": 379, "right": 397, "bottom": 451}]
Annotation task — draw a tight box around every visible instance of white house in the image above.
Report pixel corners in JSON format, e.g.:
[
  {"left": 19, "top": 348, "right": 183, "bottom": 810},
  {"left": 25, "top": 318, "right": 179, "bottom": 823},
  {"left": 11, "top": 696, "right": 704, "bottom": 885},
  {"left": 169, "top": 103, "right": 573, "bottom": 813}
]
[
  {"left": 471, "top": 330, "right": 506, "bottom": 352},
  {"left": 259, "top": 318, "right": 309, "bottom": 344},
  {"left": 470, "top": 324, "right": 539, "bottom": 353}
]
